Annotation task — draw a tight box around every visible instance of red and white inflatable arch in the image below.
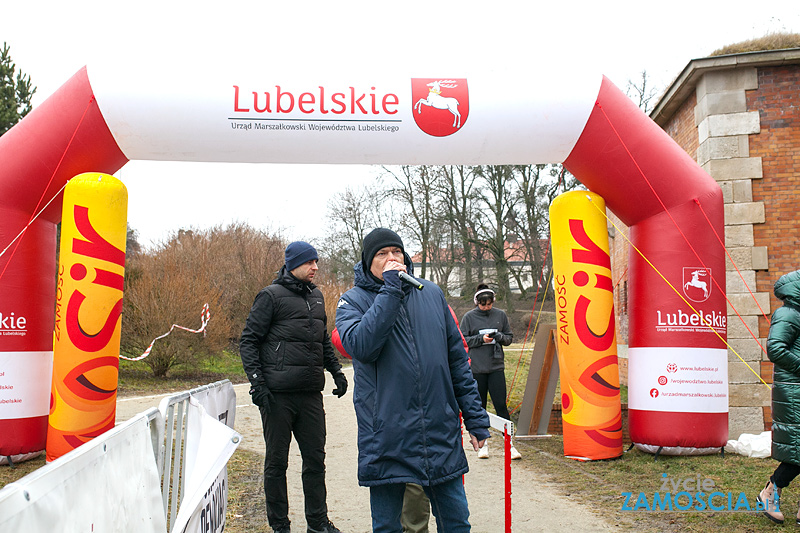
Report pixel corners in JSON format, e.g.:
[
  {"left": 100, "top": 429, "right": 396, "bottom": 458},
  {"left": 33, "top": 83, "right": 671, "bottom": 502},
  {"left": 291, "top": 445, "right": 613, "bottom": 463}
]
[{"left": 0, "top": 66, "right": 727, "bottom": 460}]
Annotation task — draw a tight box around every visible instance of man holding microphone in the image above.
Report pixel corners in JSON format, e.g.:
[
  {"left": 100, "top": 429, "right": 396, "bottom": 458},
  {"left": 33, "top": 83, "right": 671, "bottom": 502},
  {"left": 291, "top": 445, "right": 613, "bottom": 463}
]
[{"left": 335, "top": 228, "right": 490, "bottom": 532}]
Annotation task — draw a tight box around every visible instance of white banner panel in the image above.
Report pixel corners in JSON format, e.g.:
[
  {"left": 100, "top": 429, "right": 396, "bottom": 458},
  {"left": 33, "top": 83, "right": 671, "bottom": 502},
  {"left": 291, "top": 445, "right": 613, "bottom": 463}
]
[
  {"left": 628, "top": 347, "right": 728, "bottom": 413},
  {"left": 189, "top": 380, "right": 237, "bottom": 429},
  {"left": 171, "top": 398, "right": 241, "bottom": 533},
  {"left": 88, "top": 64, "right": 601, "bottom": 166},
  {"left": 0, "top": 351, "right": 53, "bottom": 419},
  {"left": 0, "top": 410, "right": 166, "bottom": 533}
]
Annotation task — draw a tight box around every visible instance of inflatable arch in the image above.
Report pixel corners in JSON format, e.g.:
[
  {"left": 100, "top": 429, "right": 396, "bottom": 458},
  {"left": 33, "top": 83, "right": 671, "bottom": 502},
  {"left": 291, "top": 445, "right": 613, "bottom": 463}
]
[{"left": 0, "top": 66, "right": 727, "bottom": 459}]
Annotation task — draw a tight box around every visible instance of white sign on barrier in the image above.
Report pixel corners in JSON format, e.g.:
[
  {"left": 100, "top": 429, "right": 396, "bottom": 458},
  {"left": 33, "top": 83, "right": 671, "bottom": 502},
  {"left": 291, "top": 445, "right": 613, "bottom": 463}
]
[
  {"left": 158, "top": 379, "right": 240, "bottom": 533},
  {"left": 488, "top": 412, "right": 515, "bottom": 436},
  {"left": 0, "top": 381, "right": 241, "bottom": 533},
  {"left": 170, "top": 398, "right": 240, "bottom": 533},
  {"left": 0, "top": 409, "right": 167, "bottom": 533}
]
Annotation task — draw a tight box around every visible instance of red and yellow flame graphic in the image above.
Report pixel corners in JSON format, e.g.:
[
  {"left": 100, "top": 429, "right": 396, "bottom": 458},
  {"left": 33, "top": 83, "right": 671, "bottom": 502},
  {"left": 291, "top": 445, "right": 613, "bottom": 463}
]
[
  {"left": 46, "top": 173, "right": 127, "bottom": 462},
  {"left": 550, "top": 191, "right": 622, "bottom": 461}
]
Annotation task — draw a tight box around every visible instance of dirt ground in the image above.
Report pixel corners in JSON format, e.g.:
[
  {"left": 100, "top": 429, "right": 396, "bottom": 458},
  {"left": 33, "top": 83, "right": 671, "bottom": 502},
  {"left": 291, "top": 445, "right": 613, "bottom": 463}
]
[{"left": 116, "top": 367, "right": 614, "bottom": 532}]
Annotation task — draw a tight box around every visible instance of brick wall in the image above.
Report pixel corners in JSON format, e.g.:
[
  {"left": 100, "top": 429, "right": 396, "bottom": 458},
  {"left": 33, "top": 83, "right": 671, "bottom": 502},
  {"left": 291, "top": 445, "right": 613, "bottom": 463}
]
[
  {"left": 749, "top": 65, "right": 800, "bottom": 338},
  {"left": 608, "top": 211, "right": 629, "bottom": 349},
  {"left": 662, "top": 91, "right": 699, "bottom": 157},
  {"left": 618, "top": 357, "right": 628, "bottom": 386}
]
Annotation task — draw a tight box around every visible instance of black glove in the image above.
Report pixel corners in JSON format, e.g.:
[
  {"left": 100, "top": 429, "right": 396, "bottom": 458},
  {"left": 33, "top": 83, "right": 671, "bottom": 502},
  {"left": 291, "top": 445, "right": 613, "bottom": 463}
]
[
  {"left": 332, "top": 372, "right": 348, "bottom": 398},
  {"left": 383, "top": 269, "right": 402, "bottom": 290},
  {"left": 250, "top": 384, "right": 273, "bottom": 412}
]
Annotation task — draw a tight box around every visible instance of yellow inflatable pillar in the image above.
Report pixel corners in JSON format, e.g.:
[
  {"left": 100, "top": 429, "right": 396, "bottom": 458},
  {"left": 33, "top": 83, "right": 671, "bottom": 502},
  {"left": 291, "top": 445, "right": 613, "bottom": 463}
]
[
  {"left": 549, "top": 191, "right": 622, "bottom": 461},
  {"left": 46, "top": 173, "right": 127, "bottom": 462}
]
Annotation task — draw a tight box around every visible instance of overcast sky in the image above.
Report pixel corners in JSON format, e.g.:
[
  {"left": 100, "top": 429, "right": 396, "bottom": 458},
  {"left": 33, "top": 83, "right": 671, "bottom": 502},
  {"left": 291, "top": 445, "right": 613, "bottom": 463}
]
[{"left": 2, "top": 1, "right": 798, "bottom": 248}]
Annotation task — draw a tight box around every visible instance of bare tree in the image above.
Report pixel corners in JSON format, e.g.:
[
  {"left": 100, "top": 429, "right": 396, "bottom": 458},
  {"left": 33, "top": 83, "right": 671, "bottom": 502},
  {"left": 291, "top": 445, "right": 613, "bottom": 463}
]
[
  {"left": 437, "top": 165, "right": 480, "bottom": 295},
  {"left": 126, "top": 223, "right": 142, "bottom": 259},
  {"left": 321, "top": 184, "right": 388, "bottom": 282},
  {"left": 382, "top": 165, "right": 438, "bottom": 279},
  {"left": 122, "top": 231, "right": 230, "bottom": 376},
  {"left": 507, "top": 165, "right": 545, "bottom": 299},
  {"left": 473, "top": 165, "right": 516, "bottom": 310},
  {"left": 424, "top": 211, "right": 459, "bottom": 294},
  {"left": 626, "top": 69, "right": 660, "bottom": 114},
  {"left": 203, "top": 222, "right": 285, "bottom": 330},
  {"left": 510, "top": 164, "right": 583, "bottom": 299}
]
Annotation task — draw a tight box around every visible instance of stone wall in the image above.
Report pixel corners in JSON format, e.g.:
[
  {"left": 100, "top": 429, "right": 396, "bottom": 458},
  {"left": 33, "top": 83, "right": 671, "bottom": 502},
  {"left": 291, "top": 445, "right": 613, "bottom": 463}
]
[
  {"left": 694, "top": 67, "right": 770, "bottom": 439},
  {"left": 656, "top": 58, "right": 800, "bottom": 439}
]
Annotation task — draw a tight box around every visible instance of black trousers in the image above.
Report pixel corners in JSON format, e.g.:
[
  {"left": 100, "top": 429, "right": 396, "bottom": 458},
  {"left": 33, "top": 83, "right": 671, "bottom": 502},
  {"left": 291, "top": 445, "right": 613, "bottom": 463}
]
[
  {"left": 772, "top": 461, "right": 800, "bottom": 488},
  {"left": 260, "top": 391, "right": 327, "bottom": 529},
  {"left": 474, "top": 370, "right": 511, "bottom": 421}
]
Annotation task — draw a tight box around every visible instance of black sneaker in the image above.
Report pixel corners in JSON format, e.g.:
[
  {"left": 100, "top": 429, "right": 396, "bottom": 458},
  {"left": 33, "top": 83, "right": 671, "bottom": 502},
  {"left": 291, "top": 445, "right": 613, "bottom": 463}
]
[
  {"left": 273, "top": 525, "right": 291, "bottom": 533},
  {"left": 307, "top": 519, "right": 342, "bottom": 533}
]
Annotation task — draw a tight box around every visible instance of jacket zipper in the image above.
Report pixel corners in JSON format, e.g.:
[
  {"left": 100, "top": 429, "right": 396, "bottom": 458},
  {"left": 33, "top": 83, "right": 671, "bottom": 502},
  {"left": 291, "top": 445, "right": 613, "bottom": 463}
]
[{"left": 400, "top": 304, "right": 431, "bottom": 480}]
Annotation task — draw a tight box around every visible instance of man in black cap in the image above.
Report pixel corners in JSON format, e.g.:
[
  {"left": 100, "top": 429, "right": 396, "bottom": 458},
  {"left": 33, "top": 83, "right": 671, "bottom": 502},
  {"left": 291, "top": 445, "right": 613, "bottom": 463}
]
[
  {"left": 335, "top": 228, "right": 490, "bottom": 532},
  {"left": 240, "top": 241, "right": 347, "bottom": 533}
]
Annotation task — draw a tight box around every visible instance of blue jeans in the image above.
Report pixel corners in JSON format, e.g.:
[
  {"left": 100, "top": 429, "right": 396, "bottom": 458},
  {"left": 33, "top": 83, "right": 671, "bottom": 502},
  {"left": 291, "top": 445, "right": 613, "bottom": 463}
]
[{"left": 370, "top": 477, "right": 471, "bottom": 532}]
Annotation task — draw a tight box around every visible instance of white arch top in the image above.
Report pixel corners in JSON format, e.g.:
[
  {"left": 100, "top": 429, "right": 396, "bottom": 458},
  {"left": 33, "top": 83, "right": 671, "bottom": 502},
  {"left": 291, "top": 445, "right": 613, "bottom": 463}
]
[{"left": 88, "top": 65, "right": 602, "bottom": 165}]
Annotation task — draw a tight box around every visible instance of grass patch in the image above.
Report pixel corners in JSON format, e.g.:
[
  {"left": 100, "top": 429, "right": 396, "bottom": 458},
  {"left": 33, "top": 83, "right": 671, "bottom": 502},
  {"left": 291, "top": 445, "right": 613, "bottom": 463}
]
[
  {"left": 225, "top": 448, "right": 268, "bottom": 533},
  {"left": 0, "top": 454, "right": 46, "bottom": 490},
  {"left": 500, "top": 342, "right": 778, "bottom": 531},
  {"left": 517, "top": 435, "right": 777, "bottom": 531},
  {"left": 118, "top": 349, "right": 248, "bottom": 398},
  {"left": 710, "top": 32, "right": 800, "bottom": 56}
]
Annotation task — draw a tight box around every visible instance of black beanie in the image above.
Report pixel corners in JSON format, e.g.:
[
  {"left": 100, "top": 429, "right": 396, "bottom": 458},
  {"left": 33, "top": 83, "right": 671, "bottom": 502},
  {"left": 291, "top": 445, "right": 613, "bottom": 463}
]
[
  {"left": 285, "top": 241, "right": 318, "bottom": 272},
  {"left": 361, "top": 228, "right": 404, "bottom": 272}
]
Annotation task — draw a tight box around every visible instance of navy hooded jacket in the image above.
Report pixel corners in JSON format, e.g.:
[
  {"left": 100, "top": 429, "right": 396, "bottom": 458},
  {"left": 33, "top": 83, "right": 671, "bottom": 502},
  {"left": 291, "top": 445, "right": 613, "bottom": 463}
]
[{"left": 335, "top": 260, "right": 490, "bottom": 487}]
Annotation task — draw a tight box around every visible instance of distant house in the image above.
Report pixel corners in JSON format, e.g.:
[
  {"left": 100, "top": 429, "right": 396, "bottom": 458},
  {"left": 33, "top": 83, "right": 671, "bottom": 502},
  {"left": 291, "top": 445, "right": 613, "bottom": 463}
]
[{"left": 411, "top": 238, "right": 550, "bottom": 296}]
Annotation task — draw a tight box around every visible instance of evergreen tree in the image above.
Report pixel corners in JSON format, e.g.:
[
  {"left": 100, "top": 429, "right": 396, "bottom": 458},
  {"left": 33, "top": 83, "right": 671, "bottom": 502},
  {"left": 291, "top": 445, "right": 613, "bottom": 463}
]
[{"left": 0, "top": 42, "right": 36, "bottom": 136}]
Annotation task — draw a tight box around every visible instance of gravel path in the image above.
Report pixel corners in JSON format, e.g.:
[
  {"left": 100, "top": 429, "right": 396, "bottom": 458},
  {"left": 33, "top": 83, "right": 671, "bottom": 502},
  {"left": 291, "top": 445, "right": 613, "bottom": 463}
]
[{"left": 116, "top": 368, "right": 614, "bottom": 532}]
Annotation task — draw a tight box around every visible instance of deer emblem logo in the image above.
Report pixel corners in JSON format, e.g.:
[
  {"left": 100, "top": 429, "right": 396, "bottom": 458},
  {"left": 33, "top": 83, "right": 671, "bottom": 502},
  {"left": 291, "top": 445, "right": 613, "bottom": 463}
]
[
  {"left": 682, "top": 267, "right": 712, "bottom": 302},
  {"left": 411, "top": 78, "right": 469, "bottom": 137},
  {"left": 415, "top": 80, "right": 462, "bottom": 128}
]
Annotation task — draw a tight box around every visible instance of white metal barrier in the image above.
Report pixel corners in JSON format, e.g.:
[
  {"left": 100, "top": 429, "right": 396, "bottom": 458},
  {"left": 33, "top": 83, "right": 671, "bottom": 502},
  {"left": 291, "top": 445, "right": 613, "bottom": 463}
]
[
  {"left": 0, "top": 379, "right": 239, "bottom": 533},
  {"left": 157, "top": 379, "right": 234, "bottom": 532},
  {"left": 0, "top": 408, "right": 167, "bottom": 532}
]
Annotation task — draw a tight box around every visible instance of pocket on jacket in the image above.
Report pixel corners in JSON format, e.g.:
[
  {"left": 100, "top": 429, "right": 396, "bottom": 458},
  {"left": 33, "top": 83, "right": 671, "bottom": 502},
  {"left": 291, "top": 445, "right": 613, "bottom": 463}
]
[{"left": 275, "top": 341, "right": 285, "bottom": 370}]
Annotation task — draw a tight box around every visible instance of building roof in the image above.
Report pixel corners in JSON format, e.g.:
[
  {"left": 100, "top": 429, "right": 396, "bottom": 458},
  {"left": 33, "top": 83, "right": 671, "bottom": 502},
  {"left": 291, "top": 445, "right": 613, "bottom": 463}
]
[{"left": 650, "top": 48, "right": 800, "bottom": 126}]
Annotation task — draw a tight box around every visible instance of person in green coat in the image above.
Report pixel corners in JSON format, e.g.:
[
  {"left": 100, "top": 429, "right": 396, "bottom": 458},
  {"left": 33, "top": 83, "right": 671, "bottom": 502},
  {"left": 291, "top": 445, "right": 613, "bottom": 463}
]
[{"left": 759, "top": 270, "right": 800, "bottom": 524}]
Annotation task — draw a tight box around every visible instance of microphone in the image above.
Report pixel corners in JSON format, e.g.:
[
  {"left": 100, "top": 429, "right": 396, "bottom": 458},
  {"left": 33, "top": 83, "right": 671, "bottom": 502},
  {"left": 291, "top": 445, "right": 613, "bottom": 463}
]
[{"left": 398, "top": 271, "right": 424, "bottom": 290}]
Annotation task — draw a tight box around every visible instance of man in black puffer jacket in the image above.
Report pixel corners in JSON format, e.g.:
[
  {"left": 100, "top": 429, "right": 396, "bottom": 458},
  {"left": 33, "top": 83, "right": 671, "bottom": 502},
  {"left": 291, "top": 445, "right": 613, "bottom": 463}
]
[{"left": 240, "top": 241, "right": 347, "bottom": 533}]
